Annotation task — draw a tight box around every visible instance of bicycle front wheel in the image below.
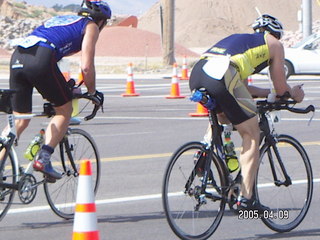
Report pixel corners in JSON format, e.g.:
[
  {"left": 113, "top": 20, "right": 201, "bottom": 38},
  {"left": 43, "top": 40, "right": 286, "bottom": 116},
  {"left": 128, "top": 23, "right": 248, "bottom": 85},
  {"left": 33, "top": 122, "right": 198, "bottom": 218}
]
[
  {"left": 162, "top": 142, "right": 227, "bottom": 240},
  {"left": 0, "top": 150, "right": 16, "bottom": 221},
  {"left": 257, "top": 134, "right": 313, "bottom": 232},
  {"left": 44, "top": 128, "right": 101, "bottom": 219}
]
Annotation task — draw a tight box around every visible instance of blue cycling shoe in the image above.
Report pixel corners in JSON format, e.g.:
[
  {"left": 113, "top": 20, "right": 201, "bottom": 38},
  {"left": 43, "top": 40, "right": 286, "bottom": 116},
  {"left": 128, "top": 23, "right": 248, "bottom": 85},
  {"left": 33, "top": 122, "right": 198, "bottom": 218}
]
[{"left": 33, "top": 151, "right": 62, "bottom": 181}]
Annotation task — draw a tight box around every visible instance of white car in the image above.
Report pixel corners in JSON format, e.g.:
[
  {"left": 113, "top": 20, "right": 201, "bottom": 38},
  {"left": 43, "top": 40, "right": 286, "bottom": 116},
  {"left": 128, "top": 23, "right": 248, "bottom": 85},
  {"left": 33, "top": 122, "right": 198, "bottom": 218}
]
[{"left": 261, "top": 33, "right": 320, "bottom": 78}]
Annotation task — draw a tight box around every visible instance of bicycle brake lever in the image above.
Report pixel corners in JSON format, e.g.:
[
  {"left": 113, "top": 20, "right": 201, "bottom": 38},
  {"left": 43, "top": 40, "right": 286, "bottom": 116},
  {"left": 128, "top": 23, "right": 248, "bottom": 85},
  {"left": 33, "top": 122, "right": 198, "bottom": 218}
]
[
  {"left": 84, "top": 104, "right": 100, "bottom": 121},
  {"left": 308, "top": 110, "right": 315, "bottom": 126}
]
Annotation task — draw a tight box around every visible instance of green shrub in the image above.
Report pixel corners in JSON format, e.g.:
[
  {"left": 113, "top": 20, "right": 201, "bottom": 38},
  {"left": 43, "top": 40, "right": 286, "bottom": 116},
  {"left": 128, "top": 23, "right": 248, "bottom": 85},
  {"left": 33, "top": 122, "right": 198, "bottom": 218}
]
[
  {"left": 13, "top": 2, "right": 27, "bottom": 9},
  {"left": 28, "top": 9, "right": 43, "bottom": 18}
]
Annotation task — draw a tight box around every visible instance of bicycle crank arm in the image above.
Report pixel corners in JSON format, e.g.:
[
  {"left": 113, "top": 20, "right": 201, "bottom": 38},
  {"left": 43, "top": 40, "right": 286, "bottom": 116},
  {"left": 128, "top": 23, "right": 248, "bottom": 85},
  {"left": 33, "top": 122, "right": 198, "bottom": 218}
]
[
  {"left": 204, "top": 192, "right": 223, "bottom": 201},
  {"left": 0, "top": 182, "right": 19, "bottom": 190}
]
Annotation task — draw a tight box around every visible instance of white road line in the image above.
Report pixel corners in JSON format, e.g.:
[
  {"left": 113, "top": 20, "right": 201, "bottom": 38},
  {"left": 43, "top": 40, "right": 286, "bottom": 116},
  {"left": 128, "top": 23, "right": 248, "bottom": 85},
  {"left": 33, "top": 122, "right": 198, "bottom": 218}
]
[
  {"left": 90, "top": 116, "right": 320, "bottom": 121},
  {"left": 7, "top": 178, "right": 320, "bottom": 215}
]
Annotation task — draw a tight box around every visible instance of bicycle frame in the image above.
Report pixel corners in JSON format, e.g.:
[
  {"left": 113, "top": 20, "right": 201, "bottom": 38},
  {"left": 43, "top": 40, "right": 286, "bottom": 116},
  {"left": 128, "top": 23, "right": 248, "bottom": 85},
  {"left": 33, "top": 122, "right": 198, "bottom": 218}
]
[
  {"left": 58, "top": 129, "right": 78, "bottom": 176},
  {"left": 258, "top": 109, "right": 293, "bottom": 188},
  {"left": 208, "top": 109, "right": 225, "bottom": 159},
  {"left": 0, "top": 113, "right": 39, "bottom": 184}
]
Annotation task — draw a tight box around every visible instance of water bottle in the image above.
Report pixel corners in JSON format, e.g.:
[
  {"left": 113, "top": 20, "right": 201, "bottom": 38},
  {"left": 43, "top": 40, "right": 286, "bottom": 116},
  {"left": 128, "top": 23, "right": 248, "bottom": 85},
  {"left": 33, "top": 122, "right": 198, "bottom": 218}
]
[
  {"left": 190, "top": 89, "right": 215, "bottom": 110},
  {"left": 223, "top": 124, "right": 239, "bottom": 172},
  {"left": 24, "top": 129, "right": 45, "bottom": 161}
]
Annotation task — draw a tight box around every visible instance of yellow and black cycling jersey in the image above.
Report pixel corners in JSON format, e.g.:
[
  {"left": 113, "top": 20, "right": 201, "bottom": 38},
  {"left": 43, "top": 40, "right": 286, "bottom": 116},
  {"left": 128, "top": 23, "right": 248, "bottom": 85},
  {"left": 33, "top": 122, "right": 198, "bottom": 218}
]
[{"left": 202, "top": 32, "right": 270, "bottom": 80}]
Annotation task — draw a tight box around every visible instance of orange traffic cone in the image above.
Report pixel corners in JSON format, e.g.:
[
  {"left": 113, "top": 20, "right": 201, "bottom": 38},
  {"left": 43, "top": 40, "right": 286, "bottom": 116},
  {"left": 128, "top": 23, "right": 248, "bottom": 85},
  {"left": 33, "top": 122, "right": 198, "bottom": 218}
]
[
  {"left": 166, "top": 63, "right": 186, "bottom": 99},
  {"left": 122, "top": 62, "right": 140, "bottom": 97},
  {"left": 180, "top": 56, "right": 189, "bottom": 80},
  {"left": 72, "top": 160, "right": 99, "bottom": 240},
  {"left": 247, "top": 76, "right": 253, "bottom": 86},
  {"left": 189, "top": 103, "right": 209, "bottom": 117}
]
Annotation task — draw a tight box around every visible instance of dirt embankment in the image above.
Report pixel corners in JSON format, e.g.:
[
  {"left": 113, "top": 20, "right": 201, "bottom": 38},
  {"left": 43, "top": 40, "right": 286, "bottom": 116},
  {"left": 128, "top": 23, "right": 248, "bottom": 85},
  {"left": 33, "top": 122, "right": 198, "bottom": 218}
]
[{"left": 139, "top": 0, "right": 320, "bottom": 48}]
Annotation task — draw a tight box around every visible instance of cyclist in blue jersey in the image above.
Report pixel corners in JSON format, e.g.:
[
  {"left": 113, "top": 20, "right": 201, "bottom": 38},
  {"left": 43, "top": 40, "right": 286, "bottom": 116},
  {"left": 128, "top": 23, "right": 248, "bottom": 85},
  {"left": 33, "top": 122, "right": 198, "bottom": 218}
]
[
  {"left": 189, "top": 14, "right": 304, "bottom": 213},
  {"left": 8, "top": 0, "right": 111, "bottom": 181}
]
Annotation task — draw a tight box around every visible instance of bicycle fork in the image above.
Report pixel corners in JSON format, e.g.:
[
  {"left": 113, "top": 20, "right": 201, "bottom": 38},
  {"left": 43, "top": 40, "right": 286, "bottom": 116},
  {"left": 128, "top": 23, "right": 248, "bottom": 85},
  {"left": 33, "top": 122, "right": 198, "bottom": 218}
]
[{"left": 265, "top": 136, "right": 292, "bottom": 187}]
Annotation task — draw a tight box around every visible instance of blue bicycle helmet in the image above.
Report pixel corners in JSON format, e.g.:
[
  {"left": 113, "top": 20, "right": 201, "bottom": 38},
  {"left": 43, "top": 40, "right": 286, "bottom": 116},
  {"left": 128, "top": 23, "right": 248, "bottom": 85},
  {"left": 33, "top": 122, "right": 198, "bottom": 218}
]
[
  {"left": 252, "top": 14, "right": 284, "bottom": 40},
  {"left": 78, "top": 0, "right": 112, "bottom": 28}
]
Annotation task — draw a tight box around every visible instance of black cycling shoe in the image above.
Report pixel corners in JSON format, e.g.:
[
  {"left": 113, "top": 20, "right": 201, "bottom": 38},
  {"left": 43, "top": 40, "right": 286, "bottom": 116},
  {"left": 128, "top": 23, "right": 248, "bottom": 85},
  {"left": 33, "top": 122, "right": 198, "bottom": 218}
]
[{"left": 236, "top": 196, "right": 270, "bottom": 215}]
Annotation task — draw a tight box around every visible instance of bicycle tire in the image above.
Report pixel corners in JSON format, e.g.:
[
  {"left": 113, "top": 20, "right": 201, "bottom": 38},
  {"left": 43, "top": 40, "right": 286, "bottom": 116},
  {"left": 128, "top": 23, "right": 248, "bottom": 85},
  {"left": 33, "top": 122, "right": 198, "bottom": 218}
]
[
  {"left": 0, "top": 150, "right": 16, "bottom": 221},
  {"left": 44, "top": 128, "right": 101, "bottom": 219},
  {"left": 256, "top": 134, "right": 313, "bottom": 232},
  {"left": 162, "top": 141, "right": 227, "bottom": 240}
]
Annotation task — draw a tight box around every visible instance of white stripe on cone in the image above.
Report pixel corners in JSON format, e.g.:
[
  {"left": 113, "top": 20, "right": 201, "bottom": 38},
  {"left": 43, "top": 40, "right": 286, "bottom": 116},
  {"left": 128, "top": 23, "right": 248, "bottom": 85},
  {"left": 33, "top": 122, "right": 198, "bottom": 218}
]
[
  {"left": 73, "top": 212, "right": 98, "bottom": 232},
  {"left": 172, "top": 63, "right": 178, "bottom": 84},
  {"left": 76, "top": 175, "right": 95, "bottom": 203}
]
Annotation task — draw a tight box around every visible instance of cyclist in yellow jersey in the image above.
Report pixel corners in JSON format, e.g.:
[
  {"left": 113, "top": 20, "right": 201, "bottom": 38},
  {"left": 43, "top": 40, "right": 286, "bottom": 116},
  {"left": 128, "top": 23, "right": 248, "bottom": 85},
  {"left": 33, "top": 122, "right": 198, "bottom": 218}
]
[{"left": 189, "top": 14, "right": 304, "bottom": 213}]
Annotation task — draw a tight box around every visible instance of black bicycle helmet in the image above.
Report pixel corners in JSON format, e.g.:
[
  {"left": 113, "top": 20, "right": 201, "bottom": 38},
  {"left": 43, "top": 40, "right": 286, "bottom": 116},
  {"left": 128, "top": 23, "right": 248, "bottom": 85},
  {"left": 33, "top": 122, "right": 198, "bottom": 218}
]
[
  {"left": 78, "top": 0, "right": 112, "bottom": 28},
  {"left": 252, "top": 14, "right": 284, "bottom": 40}
]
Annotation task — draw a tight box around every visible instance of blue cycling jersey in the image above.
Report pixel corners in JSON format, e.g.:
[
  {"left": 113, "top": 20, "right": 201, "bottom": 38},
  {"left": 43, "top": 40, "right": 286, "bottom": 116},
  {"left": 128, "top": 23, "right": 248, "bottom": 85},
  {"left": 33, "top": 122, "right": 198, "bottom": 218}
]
[{"left": 30, "top": 15, "right": 91, "bottom": 61}]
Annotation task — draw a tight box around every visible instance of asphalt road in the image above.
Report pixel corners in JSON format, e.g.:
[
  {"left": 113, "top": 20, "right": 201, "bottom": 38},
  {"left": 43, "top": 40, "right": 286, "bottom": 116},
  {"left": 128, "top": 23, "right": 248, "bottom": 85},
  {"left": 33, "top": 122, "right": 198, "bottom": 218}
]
[{"left": 0, "top": 74, "right": 319, "bottom": 240}]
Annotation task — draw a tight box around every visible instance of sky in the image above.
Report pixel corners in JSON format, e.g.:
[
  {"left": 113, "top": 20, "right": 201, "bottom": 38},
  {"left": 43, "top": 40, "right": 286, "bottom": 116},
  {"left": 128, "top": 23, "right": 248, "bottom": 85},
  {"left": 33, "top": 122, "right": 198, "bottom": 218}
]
[{"left": 17, "top": 0, "right": 159, "bottom": 15}]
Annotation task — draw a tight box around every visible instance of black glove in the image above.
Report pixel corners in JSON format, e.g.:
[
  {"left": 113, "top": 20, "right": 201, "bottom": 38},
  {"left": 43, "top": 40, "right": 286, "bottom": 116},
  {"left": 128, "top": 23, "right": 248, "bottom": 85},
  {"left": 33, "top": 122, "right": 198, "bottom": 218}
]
[
  {"left": 93, "top": 90, "right": 104, "bottom": 107},
  {"left": 87, "top": 90, "right": 104, "bottom": 112}
]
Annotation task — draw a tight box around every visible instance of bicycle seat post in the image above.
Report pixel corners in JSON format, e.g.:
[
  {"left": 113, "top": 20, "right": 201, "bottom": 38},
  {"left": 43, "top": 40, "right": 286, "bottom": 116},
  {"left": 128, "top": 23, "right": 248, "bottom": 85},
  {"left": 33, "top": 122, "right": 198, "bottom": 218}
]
[{"left": 208, "top": 110, "right": 225, "bottom": 158}]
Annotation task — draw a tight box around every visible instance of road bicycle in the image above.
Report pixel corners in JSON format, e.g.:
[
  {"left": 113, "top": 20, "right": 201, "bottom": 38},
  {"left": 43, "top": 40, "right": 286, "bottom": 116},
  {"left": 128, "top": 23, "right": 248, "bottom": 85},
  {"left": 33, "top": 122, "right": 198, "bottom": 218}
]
[
  {"left": 162, "top": 89, "right": 314, "bottom": 240},
  {"left": 0, "top": 86, "right": 101, "bottom": 221}
]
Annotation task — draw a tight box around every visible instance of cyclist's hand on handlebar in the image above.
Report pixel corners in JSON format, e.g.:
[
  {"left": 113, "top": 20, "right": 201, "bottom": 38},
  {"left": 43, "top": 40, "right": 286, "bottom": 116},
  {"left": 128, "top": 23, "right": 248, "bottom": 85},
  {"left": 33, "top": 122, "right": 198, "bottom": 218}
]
[
  {"left": 290, "top": 84, "right": 304, "bottom": 103},
  {"left": 92, "top": 90, "right": 104, "bottom": 107},
  {"left": 81, "top": 90, "right": 104, "bottom": 120},
  {"left": 85, "top": 90, "right": 104, "bottom": 107}
]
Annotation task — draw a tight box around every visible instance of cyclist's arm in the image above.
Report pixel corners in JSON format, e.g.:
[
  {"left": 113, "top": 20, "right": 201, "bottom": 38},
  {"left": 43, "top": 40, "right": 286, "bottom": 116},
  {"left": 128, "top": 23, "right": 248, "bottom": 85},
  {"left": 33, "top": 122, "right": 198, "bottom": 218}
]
[
  {"left": 246, "top": 85, "right": 270, "bottom": 98},
  {"left": 267, "top": 34, "right": 304, "bottom": 102},
  {"left": 267, "top": 35, "right": 287, "bottom": 94},
  {"left": 243, "top": 78, "right": 269, "bottom": 98},
  {"left": 81, "top": 21, "right": 100, "bottom": 95}
]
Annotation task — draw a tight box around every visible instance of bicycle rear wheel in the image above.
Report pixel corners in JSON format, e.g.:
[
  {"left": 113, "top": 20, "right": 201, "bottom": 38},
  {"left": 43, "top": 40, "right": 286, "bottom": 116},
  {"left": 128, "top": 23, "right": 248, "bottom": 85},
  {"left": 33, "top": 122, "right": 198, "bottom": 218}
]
[
  {"left": 44, "top": 128, "right": 101, "bottom": 219},
  {"left": 257, "top": 134, "right": 313, "bottom": 232},
  {"left": 162, "top": 142, "right": 227, "bottom": 240},
  {"left": 0, "top": 150, "right": 16, "bottom": 221}
]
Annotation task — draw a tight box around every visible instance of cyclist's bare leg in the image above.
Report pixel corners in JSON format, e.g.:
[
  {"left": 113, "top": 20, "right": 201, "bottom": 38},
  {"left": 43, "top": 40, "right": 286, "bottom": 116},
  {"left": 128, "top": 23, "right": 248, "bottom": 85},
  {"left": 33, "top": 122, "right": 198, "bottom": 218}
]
[
  {"left": 1, "top": 112, "right": 31, "bottom": 140},
  {"left": 14, "top": 115, "right": 31, "bottom": 139},
  {"left": 45, "top": 101, "right": 72, "bottom": 148},
  {"left": 234, "top": 115, "right": 260, "bottom": 199},
  {"left": 217, "top": 112, "right": 231, "bottom": 125},
  {"left": 32, "top": 101, "right": 72, "bottom": 180}
]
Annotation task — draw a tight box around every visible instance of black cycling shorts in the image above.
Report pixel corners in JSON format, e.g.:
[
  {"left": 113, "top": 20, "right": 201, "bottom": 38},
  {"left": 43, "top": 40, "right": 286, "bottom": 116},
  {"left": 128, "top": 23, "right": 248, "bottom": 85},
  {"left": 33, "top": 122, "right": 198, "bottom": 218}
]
[
  {"left": 9, "top": 45, "right": 73, "bottom": 113},
  {"left": 189, "top": 59, "right": 256, "bottom": 125}
]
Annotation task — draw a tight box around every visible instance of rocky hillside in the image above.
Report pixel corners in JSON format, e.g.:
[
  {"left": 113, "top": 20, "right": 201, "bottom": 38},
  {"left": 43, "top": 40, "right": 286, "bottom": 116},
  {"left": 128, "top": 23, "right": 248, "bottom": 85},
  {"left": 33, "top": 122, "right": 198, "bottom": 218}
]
[
  {"left": 0, "top": 0, "right": 65, "bottom": 50},
  {"left": 0, "top": 0, "right": 56, "bottom": 19},
  {"left": 1, "top": 0, "right": 320, "bottom": 52},
  {"left": 0, "top": 17, "right": 41, "bottom": 49}
]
